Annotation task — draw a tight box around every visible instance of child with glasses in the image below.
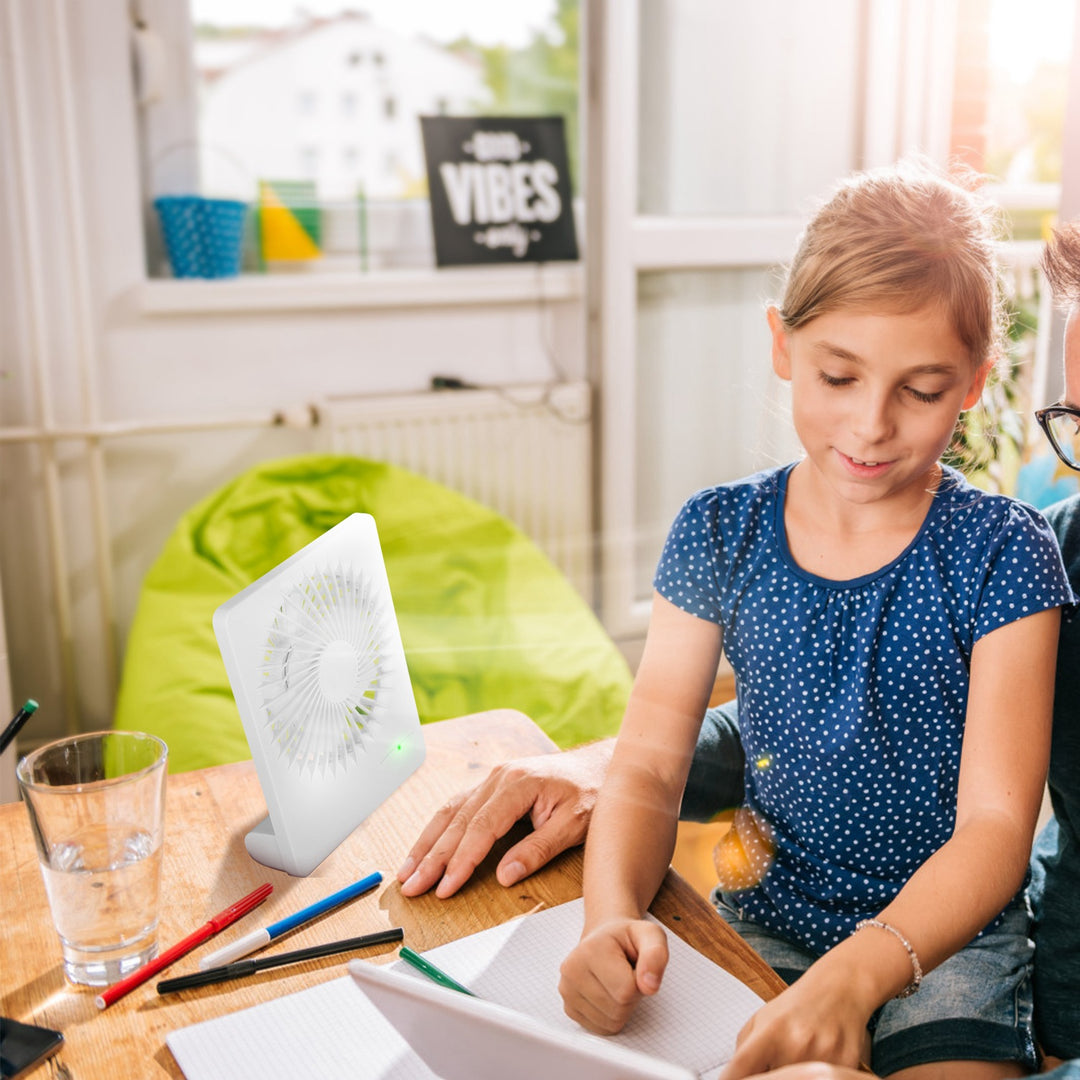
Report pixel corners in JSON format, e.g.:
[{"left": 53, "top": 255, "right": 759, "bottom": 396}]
[
  {"left": 1027, "top": 221, "right": 1080, "bottom": 1071},
  {"left": 556, "top": 163, "right": 1074, "bottom": 1079}
]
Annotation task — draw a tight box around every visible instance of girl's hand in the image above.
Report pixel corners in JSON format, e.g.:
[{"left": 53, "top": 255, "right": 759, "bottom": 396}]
[
  {"left": 718, "top": 968, "right": 873, "bottom": 1079},
  {"left": 558, "top": 917, "right": 669, "bottom": 1034}
]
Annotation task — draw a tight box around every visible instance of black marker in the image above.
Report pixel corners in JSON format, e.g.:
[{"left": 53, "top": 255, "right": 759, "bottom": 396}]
[{"left": 156, "top": 927, "right": 405, "bottom": 993}]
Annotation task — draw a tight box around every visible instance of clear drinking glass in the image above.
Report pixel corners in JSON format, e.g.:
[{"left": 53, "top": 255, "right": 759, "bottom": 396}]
[{"left": 17, "top": 731, "right": 168, "bottom": 986}]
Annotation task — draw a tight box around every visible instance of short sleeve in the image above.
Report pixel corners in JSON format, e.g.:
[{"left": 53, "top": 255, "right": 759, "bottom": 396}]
[
  {"left": 973, "top": 501, "right": 1077, "bottom": 642},
  {"left": 652, "top": 489, "right": 726, "bottom": 622}
]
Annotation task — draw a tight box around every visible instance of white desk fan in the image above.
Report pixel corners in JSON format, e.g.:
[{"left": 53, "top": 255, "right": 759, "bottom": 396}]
[{"left": 213, "top": 513, "right": 425, "bottom": 876}]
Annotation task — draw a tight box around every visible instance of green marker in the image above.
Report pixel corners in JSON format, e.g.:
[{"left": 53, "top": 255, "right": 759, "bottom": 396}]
[
  {"left": 0, "top": 699, "right": 38, "bottom": 756},
  {"left": 398, "top": 945, "right": 476, "bottom": 996}
]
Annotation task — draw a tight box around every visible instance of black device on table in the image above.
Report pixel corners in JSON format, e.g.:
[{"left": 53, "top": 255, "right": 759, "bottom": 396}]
[
  {"left": 0, "top": 1017, "right": 64, "bottom": 1079},
  {"left": 2, "top": 700, "right": 62, "bottom": 1078}
]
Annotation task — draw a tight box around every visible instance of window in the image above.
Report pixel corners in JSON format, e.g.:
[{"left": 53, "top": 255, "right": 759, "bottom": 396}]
[
  {"left": 980, "top": 0, "right": 1075, "bottom": 239},
  {"left": 984, "top": 0, "right": 1074, "bottom": 185},
  {"left": 156, "top": 1, "right": 581, "bottom": 276}
]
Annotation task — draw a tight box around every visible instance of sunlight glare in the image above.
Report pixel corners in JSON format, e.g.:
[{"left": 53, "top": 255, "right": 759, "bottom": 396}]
[{"left": 988, "top": 0, "right": 1076, "bottom": 83}]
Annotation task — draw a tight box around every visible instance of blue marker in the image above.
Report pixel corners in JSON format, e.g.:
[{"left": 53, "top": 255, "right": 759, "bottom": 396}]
[{"left": 198, "top": 870, "right": 382, "bottom": 970}]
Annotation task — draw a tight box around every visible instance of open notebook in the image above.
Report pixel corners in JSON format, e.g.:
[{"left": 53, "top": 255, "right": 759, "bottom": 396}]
[
  {"left": 349, "top": 959, "right": 696, "bottom": 1080},
  {"left": 166, "top": 897, "right": 764, "bottom": 1080}
]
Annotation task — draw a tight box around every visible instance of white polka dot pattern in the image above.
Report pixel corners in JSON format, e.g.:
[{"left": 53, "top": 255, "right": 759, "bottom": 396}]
[
  {"left": 654, "top": 464, "right": 1074, "bottom": 954},
  {"left": 154, "top": 196, "right": 247, "bottom": 279}
]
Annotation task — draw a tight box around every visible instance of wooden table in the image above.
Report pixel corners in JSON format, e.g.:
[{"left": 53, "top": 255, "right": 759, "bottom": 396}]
[{"left": 2, "top": 710, "right": 784, "bottom": 1078}]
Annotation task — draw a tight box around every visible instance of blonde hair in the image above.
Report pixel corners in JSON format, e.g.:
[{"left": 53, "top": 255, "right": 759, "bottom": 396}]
[
  {"left": 777, "top": 161, "right": 1007, "bottom": 369},
  {"left": 1042, "top": 219, "right": 1080, "bottom": 310}
]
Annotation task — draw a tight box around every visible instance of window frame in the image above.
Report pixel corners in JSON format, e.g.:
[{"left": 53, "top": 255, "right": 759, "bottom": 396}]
[
  {"left": 135, "top": 0, "right": 583, "bottom": 309},
  {"left": 586, "top": 0, "right": 963, "bottom": 639}
]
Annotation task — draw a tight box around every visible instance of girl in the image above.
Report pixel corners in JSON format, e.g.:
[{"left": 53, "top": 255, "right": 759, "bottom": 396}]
[{"left": 558, "top": 164, "right": 1073, "bottom": 1079}]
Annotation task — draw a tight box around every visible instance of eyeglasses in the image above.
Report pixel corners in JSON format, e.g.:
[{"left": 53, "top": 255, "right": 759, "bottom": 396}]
[{"left": 1035, "top": 403, "right": 1080, "bottom": 472}]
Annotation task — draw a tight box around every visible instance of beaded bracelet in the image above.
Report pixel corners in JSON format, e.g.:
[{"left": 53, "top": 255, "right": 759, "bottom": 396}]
[{"left": 854, "top": 918, "right": 923, "bottom": 998}]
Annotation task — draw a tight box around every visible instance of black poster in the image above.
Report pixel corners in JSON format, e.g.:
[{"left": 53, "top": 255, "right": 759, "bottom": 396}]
[{"left": 420, "top": 116, "right": 579, "bottom": 267}]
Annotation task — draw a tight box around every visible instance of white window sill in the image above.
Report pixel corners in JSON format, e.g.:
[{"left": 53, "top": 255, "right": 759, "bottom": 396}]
[{"left": 137, "top": 263, "right": 584, "bottom": 315}]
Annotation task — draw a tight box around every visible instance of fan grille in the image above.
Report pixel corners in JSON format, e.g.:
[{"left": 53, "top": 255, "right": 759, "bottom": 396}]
[{"left": 258, "top": 562, "right": 392, "bottom": 777}]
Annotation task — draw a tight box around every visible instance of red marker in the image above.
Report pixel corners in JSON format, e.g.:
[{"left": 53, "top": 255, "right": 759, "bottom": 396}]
[{"left": 95, "top": 882, "right": 273, "bottom": 1009}]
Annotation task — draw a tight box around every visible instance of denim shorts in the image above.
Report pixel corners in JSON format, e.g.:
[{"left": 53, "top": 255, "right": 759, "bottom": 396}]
[{"left": 712, "top": 889, "right": 1038, "bottom": 1076}]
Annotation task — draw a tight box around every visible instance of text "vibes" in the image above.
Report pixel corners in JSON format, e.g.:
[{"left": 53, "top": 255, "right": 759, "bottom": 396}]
[{"left": 439, "top": 161, "right": 562, "bottom": 227}]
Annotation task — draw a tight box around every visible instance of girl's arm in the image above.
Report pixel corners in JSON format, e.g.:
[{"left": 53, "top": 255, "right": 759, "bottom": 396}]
[
  {"left": 558, "top": 592, "right": 723, "bottom": 1034},
  {"left": 721, "top": 606, "right": 1061, "bottom": 1078}
]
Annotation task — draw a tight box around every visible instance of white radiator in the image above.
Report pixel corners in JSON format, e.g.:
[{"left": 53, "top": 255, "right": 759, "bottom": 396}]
[{"left": 317, "top": 381, "right": 594, "bottom": 603}]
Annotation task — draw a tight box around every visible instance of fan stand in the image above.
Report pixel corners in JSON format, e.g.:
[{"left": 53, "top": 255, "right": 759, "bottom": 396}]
[{"left": 245, "top": 815, "right": 287, "bottom": 871}]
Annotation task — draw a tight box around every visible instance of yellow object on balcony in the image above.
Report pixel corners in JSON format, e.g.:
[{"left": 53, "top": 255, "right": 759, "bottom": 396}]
[{"left": 258, "top": 180, "right": 321, "bottom": 262}]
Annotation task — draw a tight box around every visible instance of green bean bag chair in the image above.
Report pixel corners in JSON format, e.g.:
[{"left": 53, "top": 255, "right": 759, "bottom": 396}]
[{"left": 114, "top": 455, "right": 631, "bottom": 773}]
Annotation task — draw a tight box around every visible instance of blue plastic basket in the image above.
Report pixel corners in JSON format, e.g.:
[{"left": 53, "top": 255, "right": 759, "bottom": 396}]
[{"left": 154, "top": 196, "right": 247, "bottom": 279}]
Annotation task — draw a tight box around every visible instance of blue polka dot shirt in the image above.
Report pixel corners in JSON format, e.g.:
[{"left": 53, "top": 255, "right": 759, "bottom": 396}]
[{"left": 654, "top": 463, "right": 1075, "bottom": 955}]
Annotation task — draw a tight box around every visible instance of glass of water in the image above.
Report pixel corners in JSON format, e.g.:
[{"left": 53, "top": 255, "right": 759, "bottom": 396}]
[{"left": 17, "top": 731, "right": 168, "bottom": 987}]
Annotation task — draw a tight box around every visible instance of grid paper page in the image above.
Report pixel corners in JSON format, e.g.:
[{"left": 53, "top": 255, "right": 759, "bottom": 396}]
[
  {"left": 167, "top": 898, "right": 763, "bottom": 1080},
  {"left": 417, "top": 898, "right": 763, "bottom": 1077},
  {"left": 167, "top": 973, "right": 436, "bottom": 1080}
]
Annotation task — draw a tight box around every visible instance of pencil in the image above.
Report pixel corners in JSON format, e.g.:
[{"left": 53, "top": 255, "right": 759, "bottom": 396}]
[
  {"left": 157, "top": 926, "right": 404, "bottom": 993},
  {"left": 398, "top": 945, "right": 476, "bottom": 996},
  {"left": 94, "top": 883, "right": 274, "bottom": 1009},
  {"left": 0, "top": 699, "right": 39, "bottom": 756}
]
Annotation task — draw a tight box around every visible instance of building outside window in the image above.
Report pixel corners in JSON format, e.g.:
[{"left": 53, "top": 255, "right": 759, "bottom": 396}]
[
  {"left": 298, "top": 145, "right": 320, "bottom": 176},
  {"left": 158, "top": 0, "right": 580, "bottom": 273}
]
